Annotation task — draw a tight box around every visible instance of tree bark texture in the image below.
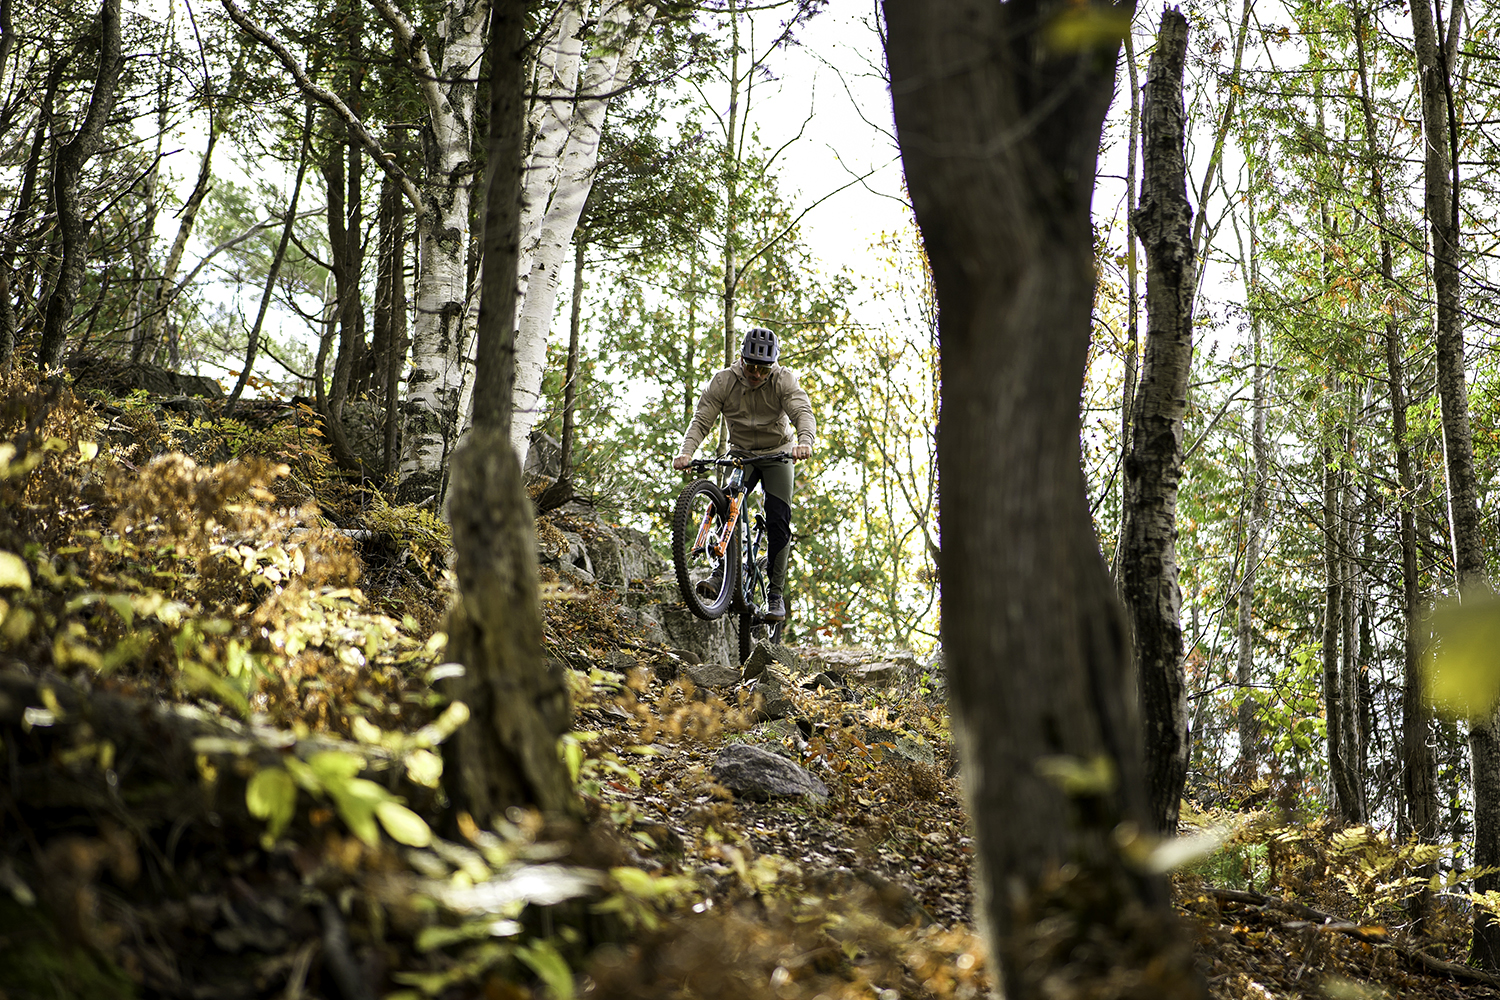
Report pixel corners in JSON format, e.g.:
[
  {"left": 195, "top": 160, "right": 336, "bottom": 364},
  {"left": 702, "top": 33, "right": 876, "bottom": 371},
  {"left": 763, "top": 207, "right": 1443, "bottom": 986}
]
[
  {"left": 439, "top": 0, "right": 579, "bottom": 827},
  {"left": 558, "top": 236, "right": 586, "bottom": 479},
  {"left": 883, "top": 1, "right": 1203, "bottom": 996},
  {"left": 1234, "top": 210, "right": 1267, "bottom": 780},
  {"left": 1352, "top": 3, "right": 1435, "bottom": 857},
  {"left": 1321, "top": 431, "right": 1360, "bottom": 823},
  {"left": 1412, "top": 0, "right": 1497, "bottom": 966},
  {"left": 1120, "top": 7, "right": 1194, "bottom": 836},
  {"left": 37, "top": 0, "right": 123, "bottom": 369}
]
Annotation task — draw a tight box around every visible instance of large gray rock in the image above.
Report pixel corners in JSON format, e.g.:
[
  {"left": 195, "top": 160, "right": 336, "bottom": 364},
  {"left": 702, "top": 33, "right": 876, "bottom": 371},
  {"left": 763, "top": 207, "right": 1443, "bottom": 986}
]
[
  {"left": 710, "top": 743, "right": 828, "bottom": 802},
  {"left": 588, "top": 524, "right": 665, "bottom": 587},
  {"left": 742, "top": 641, "right": 803, "bottom": 679},
  {"left": 658, "top": 599, "right": 738, "bottom": 670}
]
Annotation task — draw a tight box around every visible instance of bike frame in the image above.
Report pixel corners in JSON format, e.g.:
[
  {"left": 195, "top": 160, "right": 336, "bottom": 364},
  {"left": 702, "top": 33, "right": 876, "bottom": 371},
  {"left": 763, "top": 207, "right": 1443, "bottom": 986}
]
[{"left": 687, "top": 454, "right": 788, "bottom": 625}]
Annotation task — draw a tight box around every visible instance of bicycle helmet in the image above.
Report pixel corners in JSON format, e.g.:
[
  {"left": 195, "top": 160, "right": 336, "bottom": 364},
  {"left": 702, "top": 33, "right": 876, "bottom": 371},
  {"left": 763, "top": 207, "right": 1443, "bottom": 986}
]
[{"left": 741, "top": 326, "right": 779, "bottom": 366}]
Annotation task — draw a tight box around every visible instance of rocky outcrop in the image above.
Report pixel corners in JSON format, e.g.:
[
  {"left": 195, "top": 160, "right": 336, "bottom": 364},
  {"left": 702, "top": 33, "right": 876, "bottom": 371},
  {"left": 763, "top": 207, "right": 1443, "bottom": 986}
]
[
  {"left": 69, "top": 357, "right": 224, "bottom": 400},
  {"left": 534, "top": 491, "right": 745, "bottom": 669}
]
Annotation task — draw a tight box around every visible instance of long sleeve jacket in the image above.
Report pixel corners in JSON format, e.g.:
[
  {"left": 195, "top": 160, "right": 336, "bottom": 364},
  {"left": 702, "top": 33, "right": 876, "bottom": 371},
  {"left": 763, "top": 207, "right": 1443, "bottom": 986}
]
[{"left": 678, "top": 359, "right": 817, "bottom": 459}]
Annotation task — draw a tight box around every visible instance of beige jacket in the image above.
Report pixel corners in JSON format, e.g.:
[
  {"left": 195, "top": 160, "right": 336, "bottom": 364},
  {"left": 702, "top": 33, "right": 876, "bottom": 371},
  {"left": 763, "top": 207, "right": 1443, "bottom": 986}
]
[{"left": 678, "top": 360, "right": 816, "bottom": 458}]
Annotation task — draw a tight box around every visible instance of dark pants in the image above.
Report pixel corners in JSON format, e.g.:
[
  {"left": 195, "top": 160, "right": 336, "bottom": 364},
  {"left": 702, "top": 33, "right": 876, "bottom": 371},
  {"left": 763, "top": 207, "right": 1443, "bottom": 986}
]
[{"left": 743, "top": 456, "right": 794, "bottom": 595}]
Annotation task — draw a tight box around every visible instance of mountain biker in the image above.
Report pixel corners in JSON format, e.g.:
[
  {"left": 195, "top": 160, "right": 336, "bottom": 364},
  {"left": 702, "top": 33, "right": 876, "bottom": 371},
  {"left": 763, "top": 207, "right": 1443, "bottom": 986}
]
[{"left": 673, "top": 326, "right": 816, "bottom": 622}]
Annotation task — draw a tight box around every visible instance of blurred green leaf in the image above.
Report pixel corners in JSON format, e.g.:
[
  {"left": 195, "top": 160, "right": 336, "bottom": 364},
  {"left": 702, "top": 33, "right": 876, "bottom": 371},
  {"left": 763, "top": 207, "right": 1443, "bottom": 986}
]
[
  {"left": 375, "top": 800, "right": 432, "bottom": 847},
  {"left": 1424, "top": 595, "right": 1500, "bottom": 720},
  {"left": 1046, "top": 5, "right": 1132, "bottom": 53},
  {"left": 517, "top": 939, "right": 574, "bottom": 1000},
  {"left": 246, "top": 767, "right": 297, "bottom": 845}
]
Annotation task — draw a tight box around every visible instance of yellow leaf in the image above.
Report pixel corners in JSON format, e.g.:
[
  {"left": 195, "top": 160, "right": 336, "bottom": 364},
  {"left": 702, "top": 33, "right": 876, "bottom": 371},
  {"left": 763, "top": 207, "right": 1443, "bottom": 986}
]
[
  {"left": 78, "top": 441, "right": 99, "bottom": 462},
  {"left": 0, "top": 552, "right": 30, "bottom": 591}
]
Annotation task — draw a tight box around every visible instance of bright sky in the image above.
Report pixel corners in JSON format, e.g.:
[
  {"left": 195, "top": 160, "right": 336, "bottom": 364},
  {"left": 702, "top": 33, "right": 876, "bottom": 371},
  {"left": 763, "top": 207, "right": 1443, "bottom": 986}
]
[{"left": 737, "top": 3, "right": 910, "bottom": 283}]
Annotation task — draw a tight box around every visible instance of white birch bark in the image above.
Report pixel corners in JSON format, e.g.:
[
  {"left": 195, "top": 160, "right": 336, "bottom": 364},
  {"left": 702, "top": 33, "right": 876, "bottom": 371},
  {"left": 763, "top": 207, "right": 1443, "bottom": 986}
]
[
  {"left": 367, "top": 0, "right": 487, "bottom": 498},
  {"left": 508, "top": 0, "right": 657, "bottom": 460},
  {"left": 454, "top": 0, "right": 582, "bottom": 443}
]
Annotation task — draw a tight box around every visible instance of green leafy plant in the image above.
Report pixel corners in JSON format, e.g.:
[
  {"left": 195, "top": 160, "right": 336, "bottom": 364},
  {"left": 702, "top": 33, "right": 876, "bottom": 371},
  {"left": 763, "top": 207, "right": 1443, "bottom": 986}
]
[{"left": 245, "top": 750, "right": 432, "bottom": 849}]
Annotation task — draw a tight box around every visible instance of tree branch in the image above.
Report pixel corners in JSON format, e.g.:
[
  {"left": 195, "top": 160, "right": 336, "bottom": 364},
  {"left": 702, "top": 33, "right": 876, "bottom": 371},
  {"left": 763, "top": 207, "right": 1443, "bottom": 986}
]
[{"left": 219, "top": 0, "right": 426, "bottom": 218}]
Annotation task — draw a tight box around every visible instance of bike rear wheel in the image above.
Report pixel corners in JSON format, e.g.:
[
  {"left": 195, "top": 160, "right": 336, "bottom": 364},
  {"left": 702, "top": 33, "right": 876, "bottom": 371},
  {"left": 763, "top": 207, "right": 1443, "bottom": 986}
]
[{"left": 672, "top": 479, "right": 738, "bottom": 620}]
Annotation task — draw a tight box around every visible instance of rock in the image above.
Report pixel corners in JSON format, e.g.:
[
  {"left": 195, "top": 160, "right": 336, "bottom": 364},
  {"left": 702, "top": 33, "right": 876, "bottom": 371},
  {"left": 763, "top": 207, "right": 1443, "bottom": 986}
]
[
  {"left": 846, "top": 661, "right": 902, "bottom": 685},
  {"left": 710, "top": 743, "right": 828, "bottom": 803},
  {"left": 658, "top": 601, "right": 738, "bottom": 670},
  {"left": 742, "top": 641, "right": 802, "bottom": 680},
  {"left": 524, "top": 431, "right": 562, "bottom": 480},
  {"left": 588, "top": 524, "right": 665, "bottom": 587},
  {"left": 684, "top": 661, "right": 741, "bottom": 689},
  {"left": 605, "top": 651, "right": 638, "bottom": 674},
  {"left": 801, "top": 672, "right": 854, "bottom": 700},
  {"left": 69, "top": 358, "right": 224, "bottom": 399},
  {"left": 861, "top": 725, "right": 937, "bottom": 765},
  {"left": 745, "top": 670, "right": 794, "bottom": 722},
  {"left": 795, "top": 647, "right": 922, "bottom": 688}
]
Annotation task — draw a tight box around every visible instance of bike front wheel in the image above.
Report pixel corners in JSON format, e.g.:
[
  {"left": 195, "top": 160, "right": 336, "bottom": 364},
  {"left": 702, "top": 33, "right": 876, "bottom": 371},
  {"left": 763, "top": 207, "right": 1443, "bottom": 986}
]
[{"left": 672, "top": 479, "right": 739, "bottom": 620}]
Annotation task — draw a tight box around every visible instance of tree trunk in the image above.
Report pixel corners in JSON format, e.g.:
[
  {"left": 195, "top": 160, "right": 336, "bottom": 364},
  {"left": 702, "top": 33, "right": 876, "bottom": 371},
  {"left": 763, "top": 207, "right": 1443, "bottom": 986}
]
[
  {"left": 383, "top": 171, "right": 409, "bottom": 478},
  {"left": 558, "top": 235, "right": 586, "bottom": 481},
  {"left": 1120, "top": 7, "right": 1194, "bottom": 836},
  {"left": 1114, "top": 26, "right": 1140, "bottom": 569},
  {"left": 0, "top": 55, "right": 64, "bottom": 366},
  {"left": 1352, "top": 5, "right": 1435, "bottom": 873},
  {"left": 1321, "top": 427, "right": 1360, "bottom": 823},
  {"left": 1233, "top": 186, "right": 1267, "bottom": 780},
  {"left": 1339, "top": 446, "right": 1366, "bottom": 823},
  {"left": 441, "top": 0, "right": 579, "bottom": 827},
  {"left": 508, "top": 0, "right": 657, "bottom": 462},
  {"left": 1412, "top": 0, "right": 1496, "bottom": 966},
  {"left": 884, "top": 1, "right": 1203, "bottom": 995},
  {"left": 37, "top": 0, "right": 123, "bottom": 369}
]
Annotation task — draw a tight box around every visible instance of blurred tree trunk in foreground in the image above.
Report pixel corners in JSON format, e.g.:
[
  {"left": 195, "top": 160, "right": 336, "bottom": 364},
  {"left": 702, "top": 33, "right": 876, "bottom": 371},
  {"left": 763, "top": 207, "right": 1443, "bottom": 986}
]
[
  {"left": 440, "top": 0, "right": 579, "bottom": 826},
  {"left": 883, "top": 0, "right": 1204, "bottom": 995}
]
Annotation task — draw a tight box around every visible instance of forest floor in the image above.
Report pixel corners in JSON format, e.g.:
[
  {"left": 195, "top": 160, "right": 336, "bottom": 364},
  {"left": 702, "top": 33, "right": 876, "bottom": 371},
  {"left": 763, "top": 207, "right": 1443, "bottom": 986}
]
[{"left": 2, "top": 372, "right": 1500, "bottom": 999}]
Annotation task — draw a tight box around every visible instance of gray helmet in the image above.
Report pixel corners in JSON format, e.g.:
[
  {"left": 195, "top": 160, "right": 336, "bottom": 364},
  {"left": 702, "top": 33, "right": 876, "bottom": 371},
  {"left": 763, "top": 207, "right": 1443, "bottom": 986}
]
[{"left": 741, "top": 326, "right": 779, "bottom": 365}]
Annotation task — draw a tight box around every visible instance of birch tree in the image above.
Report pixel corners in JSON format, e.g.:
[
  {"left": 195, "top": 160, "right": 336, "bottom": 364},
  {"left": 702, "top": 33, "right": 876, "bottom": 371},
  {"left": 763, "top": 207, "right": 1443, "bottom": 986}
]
[
  {"left": 505, "top": 0, "right": 658, "bottom": 462},
  {"left": 366, "top": 0, "right": 488, "bottom": 498}
]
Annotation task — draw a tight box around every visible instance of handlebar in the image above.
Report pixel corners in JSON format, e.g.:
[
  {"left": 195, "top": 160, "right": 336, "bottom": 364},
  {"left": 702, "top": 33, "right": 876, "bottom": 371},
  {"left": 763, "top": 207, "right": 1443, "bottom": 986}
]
[{"left": 683, "top": 452, "right": 794, "bottom": 469}]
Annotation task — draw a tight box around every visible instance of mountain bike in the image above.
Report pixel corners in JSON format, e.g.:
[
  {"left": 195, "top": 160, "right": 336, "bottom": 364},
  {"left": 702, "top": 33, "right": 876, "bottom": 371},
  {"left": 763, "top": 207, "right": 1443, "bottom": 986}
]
[{"left": 672, "top": 453, "right": 791, "bottom": 663}]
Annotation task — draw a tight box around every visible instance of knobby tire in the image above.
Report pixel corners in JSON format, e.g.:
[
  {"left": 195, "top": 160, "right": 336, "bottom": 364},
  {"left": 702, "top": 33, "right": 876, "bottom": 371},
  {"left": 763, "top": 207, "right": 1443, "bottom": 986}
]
[{"left": 672, "top": 479, "right": 738, "bottom": 620}]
